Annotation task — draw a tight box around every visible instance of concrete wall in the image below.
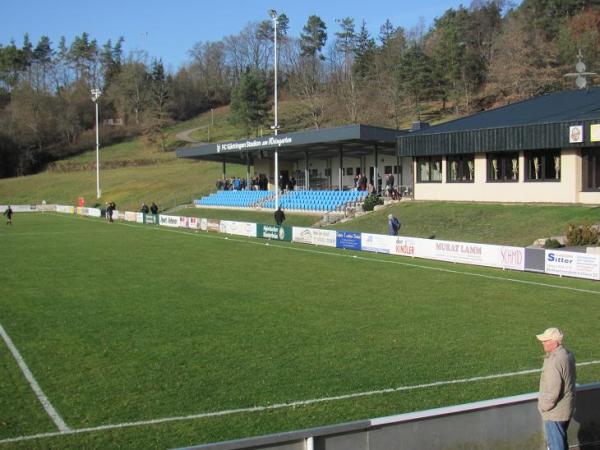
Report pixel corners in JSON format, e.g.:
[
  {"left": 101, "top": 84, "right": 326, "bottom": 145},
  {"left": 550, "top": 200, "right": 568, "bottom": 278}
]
[
  {"left": 413, "top": 149, "right": 600, "bottom": 204},
  {"left": 175, "top": 383, "right": 600, "bottom": 450}
]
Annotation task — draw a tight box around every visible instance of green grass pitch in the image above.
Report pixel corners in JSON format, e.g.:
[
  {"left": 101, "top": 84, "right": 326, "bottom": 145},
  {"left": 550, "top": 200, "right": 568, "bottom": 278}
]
[{"left": 1, "top": 213, "right": 599, "bottom": 449}]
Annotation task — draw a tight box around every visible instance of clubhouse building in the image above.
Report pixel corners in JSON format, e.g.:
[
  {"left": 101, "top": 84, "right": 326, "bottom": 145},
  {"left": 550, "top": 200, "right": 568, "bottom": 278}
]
[{"left": 177, "top": 87, "right": 600, "bottom": 205}]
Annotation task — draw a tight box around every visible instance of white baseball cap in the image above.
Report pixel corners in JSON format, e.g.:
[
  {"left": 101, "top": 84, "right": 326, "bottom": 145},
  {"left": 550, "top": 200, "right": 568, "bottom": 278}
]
[{"left": 536, "top": 327, "right": 564, "bottom": 342}]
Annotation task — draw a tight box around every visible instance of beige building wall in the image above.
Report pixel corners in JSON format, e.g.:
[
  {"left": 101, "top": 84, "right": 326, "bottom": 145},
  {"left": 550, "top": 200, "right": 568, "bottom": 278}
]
[{"left": 413, "top": 149, "right": 598, "bottom": 204}]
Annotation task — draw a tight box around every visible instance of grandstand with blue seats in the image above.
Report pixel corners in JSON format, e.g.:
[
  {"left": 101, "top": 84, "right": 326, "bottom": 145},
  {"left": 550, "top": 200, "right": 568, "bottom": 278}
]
[
  {"left": 194, "top": 190, "right": 272, "bottom": 208},
  {"left": 195, "top": 190, "right": 368, "bottom": 212}
]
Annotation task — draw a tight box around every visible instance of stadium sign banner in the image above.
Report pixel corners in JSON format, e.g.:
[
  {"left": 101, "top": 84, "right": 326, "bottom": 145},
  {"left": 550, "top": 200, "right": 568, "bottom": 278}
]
[
  {"left": 124, "top": 211, "right": 137, "bottom": 222},
  {"left": 179, "top": 216, "right": 189, "bottom": 228},
  {"left": 136, "top": 213, "right": 145, "bottom": 224},
  {"left": 361, "top": 233, "right": 396, "bottom": 253},
  {"left": 219, "top": 220, "right": 257, "bottom": 237},
  {"left": 159, "top": 215, "right": 180, "bottom": 228},
  {"left": 257, "top": 224, "right": 292, "bottom": 241},
  {"left": 544, "top": 250, "right": 600, "bottom": 280},
  {"left": 207, "top": 219, "right": 221, "bottom": 232},
  {"left": 293, "top": 227, "right": 337, "bottom": 247},
  {"left": 336, "top": 231, "right": 362, "bottom": 250},
  {"left": 113, "top": 211, "right": 125, "bottom": 221},
  {"left": 200, "top": 218, "right": 208, "bottom": 231},
  {"left": 56, "top": 205, "right": 75, "bottom": 214}
]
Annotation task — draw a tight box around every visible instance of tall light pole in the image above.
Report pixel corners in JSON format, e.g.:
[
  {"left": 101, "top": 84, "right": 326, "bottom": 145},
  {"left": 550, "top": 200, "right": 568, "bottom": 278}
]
[
  {"left": 270, "top": 9, "right": 280, "bottom": 210},
  {"left": 91, "top": 88, "right": 102, "bottom": 199}
]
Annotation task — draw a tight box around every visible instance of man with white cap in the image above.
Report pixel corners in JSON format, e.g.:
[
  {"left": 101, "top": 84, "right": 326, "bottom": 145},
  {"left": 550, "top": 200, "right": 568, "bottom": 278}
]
[{"left": 536, "top": 327, "right": 576, "bottom": 450}]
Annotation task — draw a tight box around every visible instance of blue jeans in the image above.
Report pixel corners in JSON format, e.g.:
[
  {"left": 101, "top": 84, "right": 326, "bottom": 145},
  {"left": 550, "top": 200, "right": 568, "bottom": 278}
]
[{"left": 544, "top": 420, "right": 569, "bottom": 450}]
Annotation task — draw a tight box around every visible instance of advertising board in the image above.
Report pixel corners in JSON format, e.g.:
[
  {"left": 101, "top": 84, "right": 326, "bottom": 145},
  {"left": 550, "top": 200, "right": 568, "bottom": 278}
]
[
  {"left": 159, "top": 215, "right": 180, "bottom": 228},
  {"left": 8, "top": 205, "right": 38, "bottom": 212},
  {"left": 200, "top": 218, "right": 208, "bottom": 231},
  {"left": 56, "top": 205, "right": 75, "bottom": 214},
  {"left": 257, "top": 224, "right": 292, "bottom": 241},
  {"left": 179, "top": 216, "right": 189, "bottom": 228},
  {"left": 124, "top": 211, "right": 137, "bottom": 222},
  {"left": 188, "top": 217, "right": 200, "bottom": 229},
  {"left": 545, "top": 250, "right": 600, "bottom": 280},
  {"left": 392, "top": 236, "right": 419, "bottom": 257},
  {"left": 292, "top": 227, "right": 337, "bottom": 247},
  {"left": 206, "top": 219, "right": 221, "bottom": 232},
  {"left": 336, "top": 231, "right": 362, "bottom": 250},
  {"left": 219, "top": 220, "right": 257, "bottom": 237},
  {"left": 361, "top": 233, "right": 396, "bottom": 253}
]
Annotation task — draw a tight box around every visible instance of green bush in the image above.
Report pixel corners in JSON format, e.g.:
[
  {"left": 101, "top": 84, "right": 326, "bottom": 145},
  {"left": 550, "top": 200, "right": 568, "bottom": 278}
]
[
  {"left": 362, "top": 194, "right": 383, "bottom": 212},
  {"left": 544, "top": 238, "right": 563, "bottom": 249},
  {"left": 565, "top": 222, "right": 599, "bottom": 246}
]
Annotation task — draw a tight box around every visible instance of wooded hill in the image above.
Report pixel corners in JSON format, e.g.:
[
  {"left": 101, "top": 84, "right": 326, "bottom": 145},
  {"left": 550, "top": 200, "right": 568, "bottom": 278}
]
[{"left": 1, "top": 0, "right": 598, "bottom": 179}]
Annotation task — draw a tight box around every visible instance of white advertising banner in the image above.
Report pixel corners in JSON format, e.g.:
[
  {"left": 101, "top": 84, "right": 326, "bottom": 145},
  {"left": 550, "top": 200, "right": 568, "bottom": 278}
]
[
  {"left": 56, "top": 205, "right": 75, "bottom": 214},
  {"left": 124, "top": 211, "right": 137, "bottom": 222},
  {"left": 77, "top": 207, "right": 101, "bottom": 217},
  {"left": 545, "top": 250, "right": 600, "bottom": 280},
  {"left": 497, "top": 246, "right": 525, "bottom": 271},
  {"left": 293, "top": 227, "right": 337, "bottom": 247},
  {"left": 37, "top": 204, "right": 57, "bottom": 212},
  {"left": 136, "top": 213, "right": 145, "bottom": 224},
  {"left": 219, "top": 220, "right": 257, "bottom": 237},
  {"left": 361, "top": 233, "right": 396, "bottom": 253},
  {"left": 113, "top": 210, "right": 125, "bottom": 221},
  {"left": 7, "top": 205, "right": 38, "bottom": 212},
  {"left": 179, "top": 216, "right": 189, "bottom": 228},
  {"left": 417, "top": 239, "right": 494, "bottom": 267},
  {"left": 391, "top": 236, "right": 420, "bottom": 257},
  {"left": 188, "top": 217, "right": 200, "bottom": 229},
  {"left": 200, "top": 218, "right": 208, "bottom": 231},
  {"left": 159, "top": 214, "right": 180, "bottom": 228}
]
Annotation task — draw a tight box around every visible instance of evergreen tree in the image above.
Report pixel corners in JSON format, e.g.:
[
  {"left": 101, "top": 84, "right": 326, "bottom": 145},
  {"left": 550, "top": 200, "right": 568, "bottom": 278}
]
[
  {"left": 300, "top": 15, "right": 327, "bottom": 59},
  {"left": 353, "top": 20, "right": 377, "bottom": 80},
  {"left": 229, "top": 68, "right": 271, "bottom": 137}
]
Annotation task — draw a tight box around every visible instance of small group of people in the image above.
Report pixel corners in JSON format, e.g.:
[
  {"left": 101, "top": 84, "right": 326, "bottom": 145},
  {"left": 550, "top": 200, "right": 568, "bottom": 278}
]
[
  {"left": 384, "top": 173, "right": 401, "bottom": 200},
  {"left": 105, "top": 201, "right": 116, "bottom": 222},
  {"left": 4, "top": 205, "right": 13, "bottom": 225},
  {"left": 141, "top": 202, "right": 159, "bottom": 224},
  {"left": 251, "top": 174, "right": 269, "bottom": 191},
  {"left": 216, "top": 177, "right": 247, "bottom": 191}
]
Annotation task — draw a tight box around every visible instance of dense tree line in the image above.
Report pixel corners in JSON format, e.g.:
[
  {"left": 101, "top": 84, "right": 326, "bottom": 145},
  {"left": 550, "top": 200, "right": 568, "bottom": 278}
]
[{"left": 1, "top": 0, "right": 599, "bottom": 177}]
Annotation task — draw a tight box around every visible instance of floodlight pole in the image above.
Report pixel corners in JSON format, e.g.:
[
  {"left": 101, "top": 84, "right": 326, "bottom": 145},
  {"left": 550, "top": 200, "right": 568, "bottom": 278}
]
[
  {"left": 91, "top": 88, "right": 102, "bottom": 198},
  {"left": 271, "top": 9, "right": 280, "bottom": 210}
]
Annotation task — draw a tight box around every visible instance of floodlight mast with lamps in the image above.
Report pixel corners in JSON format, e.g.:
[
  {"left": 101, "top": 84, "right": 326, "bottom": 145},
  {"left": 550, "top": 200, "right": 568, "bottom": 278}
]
[
  {"left": 270, "top": 9, "right": 280, "bottom": 210},
  {"left": 91, "top": 88, "right": 102, "bottom": 198}
]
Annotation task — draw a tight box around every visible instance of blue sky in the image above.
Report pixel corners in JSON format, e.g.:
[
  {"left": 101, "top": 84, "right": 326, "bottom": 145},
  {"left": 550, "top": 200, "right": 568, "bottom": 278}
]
[{"left": 1, "top": 0, "right": 516, "bottom": 71}]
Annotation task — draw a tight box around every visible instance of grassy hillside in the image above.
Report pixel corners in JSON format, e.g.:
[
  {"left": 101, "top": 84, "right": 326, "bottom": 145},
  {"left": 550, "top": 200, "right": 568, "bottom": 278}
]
[{"left": 0, "top": 99, "right": 321, "bottom": 210}]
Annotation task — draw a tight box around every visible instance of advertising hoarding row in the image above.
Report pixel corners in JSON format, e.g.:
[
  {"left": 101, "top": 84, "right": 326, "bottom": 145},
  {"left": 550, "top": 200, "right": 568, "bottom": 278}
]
[{"left": 45, "top": 205, "right": 599, "bottom": 281}]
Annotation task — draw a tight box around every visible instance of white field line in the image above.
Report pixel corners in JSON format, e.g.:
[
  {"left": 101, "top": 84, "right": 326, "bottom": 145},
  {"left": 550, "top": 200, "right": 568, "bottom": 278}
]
[
  {"left": 1, "top": 359, "right": 600, "bottom": 446},
  {"left": 87, "top": 215, "right": 600, "bottom": 296},
  {"left": 0, "top": 322, "right": 70, "bottom": 432}
]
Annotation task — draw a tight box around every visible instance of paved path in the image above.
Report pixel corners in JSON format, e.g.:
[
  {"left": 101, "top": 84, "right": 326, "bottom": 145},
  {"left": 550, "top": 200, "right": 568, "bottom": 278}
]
[{"left": 175, "top": 126, "right": 208, "bottom": 143}]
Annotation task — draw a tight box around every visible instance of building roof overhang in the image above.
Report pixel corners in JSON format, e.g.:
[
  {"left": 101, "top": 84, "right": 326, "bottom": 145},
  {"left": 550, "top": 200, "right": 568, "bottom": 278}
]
[{"left": 176, "top": 124, "right": 407, "bottom": 164}]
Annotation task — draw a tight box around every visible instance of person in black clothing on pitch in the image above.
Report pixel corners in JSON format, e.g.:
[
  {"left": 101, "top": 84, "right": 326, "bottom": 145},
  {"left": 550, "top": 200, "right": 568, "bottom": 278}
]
[
  {"left": 4, "top": 206, "right": 13, "bottom": 225},
  {"left": 274, "top": 207, "right": 285, "bottom": 226}
]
